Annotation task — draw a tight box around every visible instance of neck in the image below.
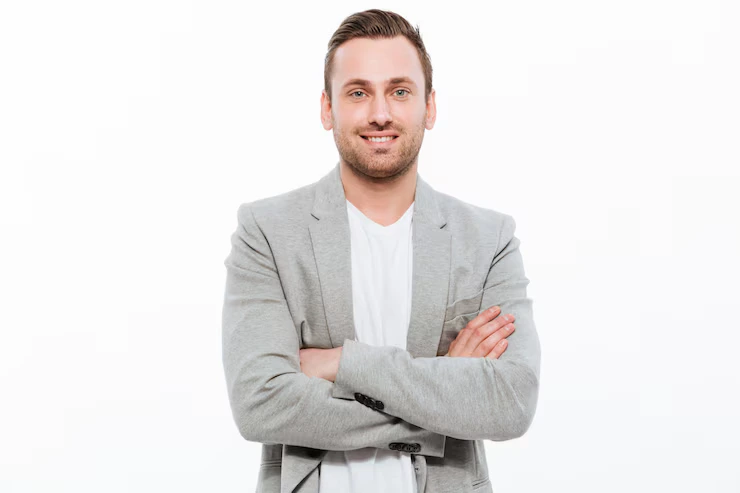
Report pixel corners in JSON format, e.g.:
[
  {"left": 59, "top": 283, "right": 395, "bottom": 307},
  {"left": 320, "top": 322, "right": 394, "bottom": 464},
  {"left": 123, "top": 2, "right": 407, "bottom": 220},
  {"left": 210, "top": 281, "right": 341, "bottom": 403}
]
[{"left": 339, "top": 160, "right": 417, "bottom": 227}]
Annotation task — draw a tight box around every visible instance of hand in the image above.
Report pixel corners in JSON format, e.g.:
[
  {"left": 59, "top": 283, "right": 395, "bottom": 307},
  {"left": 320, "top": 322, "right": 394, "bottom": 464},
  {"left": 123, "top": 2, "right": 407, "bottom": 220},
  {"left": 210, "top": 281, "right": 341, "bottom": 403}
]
[
  {"left": 445, "top": 305, "right": 515, "bottom": 359},
  {"left": 299, "top": 347, "right": 343, "bottom": 382}
]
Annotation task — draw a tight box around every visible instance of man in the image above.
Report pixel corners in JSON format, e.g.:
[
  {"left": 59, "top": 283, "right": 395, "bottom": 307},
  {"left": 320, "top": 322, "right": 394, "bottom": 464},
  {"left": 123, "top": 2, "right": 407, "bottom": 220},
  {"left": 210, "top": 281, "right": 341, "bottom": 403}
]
[{"left": 222, "top": 9, "right": 541, "bottom": 493}]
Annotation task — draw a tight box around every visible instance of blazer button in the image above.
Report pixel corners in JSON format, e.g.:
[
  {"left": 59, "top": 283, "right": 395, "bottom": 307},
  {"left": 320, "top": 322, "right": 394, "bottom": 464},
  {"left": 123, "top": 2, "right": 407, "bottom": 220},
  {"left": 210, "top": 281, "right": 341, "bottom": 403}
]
[
  {"left": 354, "top": 393, "right": 367, "bottom": 405},
  {"left": 390, "top": 442, "right": 421, "bottom": 453}
]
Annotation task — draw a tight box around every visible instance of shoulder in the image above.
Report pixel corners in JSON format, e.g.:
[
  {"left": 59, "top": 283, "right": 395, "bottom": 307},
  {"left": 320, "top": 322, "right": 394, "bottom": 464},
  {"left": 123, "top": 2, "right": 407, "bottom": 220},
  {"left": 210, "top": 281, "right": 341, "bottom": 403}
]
[
  {"left": 434, "top": 188, "right": 516, "bottom": 242},
  {"left": 234, "top": 180, "right": 318, "bottom": 228}
]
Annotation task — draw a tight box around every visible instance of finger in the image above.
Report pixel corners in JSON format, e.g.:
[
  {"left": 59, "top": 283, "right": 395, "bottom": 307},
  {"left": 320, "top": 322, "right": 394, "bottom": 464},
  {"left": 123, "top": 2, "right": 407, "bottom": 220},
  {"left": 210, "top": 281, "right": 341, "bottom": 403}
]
[
  {"left": 472, "top": 323, "right": 515, "bottom": 357},
  {"left": 466, "top": 305, "right": 501, "bottom": 331},
  {"left": 485, "top": 339, "right": 508, "bottom": 360},
  {"left": 450, "top": 306, "right": 501, "bottom": 354},
  {"left": 461, "top": 313, "right": 515, "bottom": 357}
]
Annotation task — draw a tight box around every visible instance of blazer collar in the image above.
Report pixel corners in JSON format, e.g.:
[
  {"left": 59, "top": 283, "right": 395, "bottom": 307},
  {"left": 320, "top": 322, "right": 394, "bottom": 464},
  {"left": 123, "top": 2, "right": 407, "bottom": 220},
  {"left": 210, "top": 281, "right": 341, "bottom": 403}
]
[
  {"left": 308, "top": 162, "right": 451, "bottom": 358},
  {"left": 310, "top": 161, "right": 446, "bottom": 228}
]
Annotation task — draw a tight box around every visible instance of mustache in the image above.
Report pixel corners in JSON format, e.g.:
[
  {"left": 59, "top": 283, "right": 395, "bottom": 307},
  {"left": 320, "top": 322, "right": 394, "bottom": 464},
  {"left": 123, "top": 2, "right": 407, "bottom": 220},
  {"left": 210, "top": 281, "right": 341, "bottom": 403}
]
[{"left": 358, "top": 128, "right": 399, "bottom": 133}]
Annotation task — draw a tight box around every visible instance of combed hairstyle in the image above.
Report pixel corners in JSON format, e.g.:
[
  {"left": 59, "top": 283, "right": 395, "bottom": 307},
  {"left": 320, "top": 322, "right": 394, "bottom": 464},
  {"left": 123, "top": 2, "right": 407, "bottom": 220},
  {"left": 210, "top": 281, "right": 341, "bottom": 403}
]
[{"left": 324, "top": 9, "right": 433, "bottom": 105}]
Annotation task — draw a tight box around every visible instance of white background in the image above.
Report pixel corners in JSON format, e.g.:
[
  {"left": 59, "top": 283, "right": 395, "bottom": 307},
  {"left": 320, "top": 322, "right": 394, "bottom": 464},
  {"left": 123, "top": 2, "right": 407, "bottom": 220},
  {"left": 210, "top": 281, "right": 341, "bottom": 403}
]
[{"left": 1, "top": 1, "right": 739, "bottom": 491}]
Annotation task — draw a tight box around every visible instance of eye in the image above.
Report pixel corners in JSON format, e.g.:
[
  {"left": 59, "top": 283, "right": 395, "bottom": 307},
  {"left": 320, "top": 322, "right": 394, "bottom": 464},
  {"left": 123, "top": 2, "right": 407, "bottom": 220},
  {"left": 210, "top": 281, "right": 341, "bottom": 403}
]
[
  {"left": 395, "top": 89, "right": 409, "bottom": 97},
  {"left": 350, "top": 91, "right": 365, "bottom": 98}
]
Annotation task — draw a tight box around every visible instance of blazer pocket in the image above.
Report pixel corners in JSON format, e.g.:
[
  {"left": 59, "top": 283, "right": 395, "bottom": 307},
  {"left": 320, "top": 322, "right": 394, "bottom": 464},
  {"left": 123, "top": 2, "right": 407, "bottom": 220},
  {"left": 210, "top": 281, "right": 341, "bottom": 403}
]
[
  {"left": 437, "top": 315, "right": 478, "bottom": 356},
  {"left": 443, "top": 288, "right": 484, "bottom": 323},
  {"left": 259, "top": 459, "right": 282, "bottom": 467},
  {"left": 472, "top": 476, "right": 492, "bottom": 492}
]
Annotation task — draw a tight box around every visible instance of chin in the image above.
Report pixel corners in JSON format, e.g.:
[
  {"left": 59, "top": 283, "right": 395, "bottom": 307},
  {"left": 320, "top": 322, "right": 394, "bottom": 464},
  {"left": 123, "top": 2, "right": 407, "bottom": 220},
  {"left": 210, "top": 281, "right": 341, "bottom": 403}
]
[{"left": 366, "top": 160, "right": 413, "bottom": 178}]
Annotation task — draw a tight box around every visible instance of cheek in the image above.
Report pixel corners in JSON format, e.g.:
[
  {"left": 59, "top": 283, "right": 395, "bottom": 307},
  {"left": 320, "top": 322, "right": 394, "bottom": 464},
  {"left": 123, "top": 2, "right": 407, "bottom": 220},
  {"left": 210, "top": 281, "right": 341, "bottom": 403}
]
[{"left": 332, "top": 106, "right": 358, "bottom": 124}]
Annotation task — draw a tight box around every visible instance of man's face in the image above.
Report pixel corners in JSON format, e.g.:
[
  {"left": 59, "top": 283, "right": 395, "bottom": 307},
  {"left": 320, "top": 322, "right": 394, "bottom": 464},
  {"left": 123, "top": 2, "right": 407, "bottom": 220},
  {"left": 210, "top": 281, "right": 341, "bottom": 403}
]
[{"left": 321, "top": 36, "right": 436, "bottom": 180}]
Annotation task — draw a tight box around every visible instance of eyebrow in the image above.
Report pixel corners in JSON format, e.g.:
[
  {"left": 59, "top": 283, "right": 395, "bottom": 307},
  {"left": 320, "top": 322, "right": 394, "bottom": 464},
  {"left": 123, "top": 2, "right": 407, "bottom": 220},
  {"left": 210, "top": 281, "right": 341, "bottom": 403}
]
[{"left": 341, "top": 77, "right": 418, "bottom": 90}]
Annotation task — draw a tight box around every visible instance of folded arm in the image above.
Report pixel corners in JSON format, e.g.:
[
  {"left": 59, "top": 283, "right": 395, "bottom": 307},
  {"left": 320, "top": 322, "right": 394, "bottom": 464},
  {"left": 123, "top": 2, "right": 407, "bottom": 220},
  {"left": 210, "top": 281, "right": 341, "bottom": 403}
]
[
  {"left": 331, "top": 213, "right": 541, "bottom": 442},
  {"left": 222, "top": 203, "right": 446, "bottom": 457}
]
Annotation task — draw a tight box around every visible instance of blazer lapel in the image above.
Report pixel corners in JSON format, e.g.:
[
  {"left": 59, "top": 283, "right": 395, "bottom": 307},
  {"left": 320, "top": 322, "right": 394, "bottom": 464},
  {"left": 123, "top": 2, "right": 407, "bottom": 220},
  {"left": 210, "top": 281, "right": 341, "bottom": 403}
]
[
  {"left": 284, "top": 162, "right": 452, "bottom": 493},
  {"left": 309, "top": 162, "right": 451, "bottom": 359},
  {"left": 406, "top": 215, "right": 451, "bottom": 358},
  {"left": 308, "top": 163, "right": 356, "bottom": 350}
]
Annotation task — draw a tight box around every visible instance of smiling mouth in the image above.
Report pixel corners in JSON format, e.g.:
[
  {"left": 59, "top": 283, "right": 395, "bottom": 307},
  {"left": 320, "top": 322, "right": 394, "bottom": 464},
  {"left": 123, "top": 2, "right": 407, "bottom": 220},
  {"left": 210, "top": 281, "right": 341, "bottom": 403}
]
[{"left": 361, "top": 136, "right": 399, "bottom": 143}]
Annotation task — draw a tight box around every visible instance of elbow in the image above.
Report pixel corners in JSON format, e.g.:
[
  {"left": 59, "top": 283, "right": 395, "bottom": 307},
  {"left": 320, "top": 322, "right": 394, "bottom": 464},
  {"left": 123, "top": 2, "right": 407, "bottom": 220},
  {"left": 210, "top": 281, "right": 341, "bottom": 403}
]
[
  {"left": 489, "top": 365, "right": 540, "bottom": 441},
  {"left": 229, "top": 372, "right": 299, "bottom": 444},
  {"left": 235, "top": 410, "right": 282, "bottom": 446},
  {"left": 510, "top": 393, "right": 538, "bottom": 439},
  {"left": 238, "top": 420, "right": 277, "bottom": 445},
  {"left": 235, "top": 397, "right": 288, "bottom": 444},
  {"left": 231, "top": 394, "right": 267, "bottom": 443},
  {"left": 236, "top": 410, "right": 263, "bottom": 443},
  {"left": 490, "top": 402, "right": 538, "bottom": 441},
  {"left": 226, "top": 379, "right": 267, "bottom": 442}
]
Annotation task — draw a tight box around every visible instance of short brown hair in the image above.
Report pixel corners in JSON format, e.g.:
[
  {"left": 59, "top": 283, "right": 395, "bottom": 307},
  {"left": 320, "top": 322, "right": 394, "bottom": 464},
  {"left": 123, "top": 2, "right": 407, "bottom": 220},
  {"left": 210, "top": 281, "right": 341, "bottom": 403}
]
[{"left": 324, "top": 9, "right": 433, "bottom": 104}]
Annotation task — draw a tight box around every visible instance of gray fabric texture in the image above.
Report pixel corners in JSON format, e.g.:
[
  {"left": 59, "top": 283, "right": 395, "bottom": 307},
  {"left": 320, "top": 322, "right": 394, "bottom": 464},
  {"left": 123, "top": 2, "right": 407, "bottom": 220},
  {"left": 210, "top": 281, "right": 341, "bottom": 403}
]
[{"left": 222, "top": 162, "right": 541, "bottom": 493}]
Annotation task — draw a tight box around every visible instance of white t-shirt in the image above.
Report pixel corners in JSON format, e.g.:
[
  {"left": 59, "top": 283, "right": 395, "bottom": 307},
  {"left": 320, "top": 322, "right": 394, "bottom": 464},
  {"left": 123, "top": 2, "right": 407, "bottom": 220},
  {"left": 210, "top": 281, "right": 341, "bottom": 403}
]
[{"left": 318, "top": 198, "right": 418, "bottom": 493}]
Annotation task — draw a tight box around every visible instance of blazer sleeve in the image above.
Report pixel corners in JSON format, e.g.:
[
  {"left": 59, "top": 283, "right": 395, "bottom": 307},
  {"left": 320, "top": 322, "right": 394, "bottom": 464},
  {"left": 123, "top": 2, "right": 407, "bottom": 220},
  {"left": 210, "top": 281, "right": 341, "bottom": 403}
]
[
  {"left": 222, "top": 203, "right": 446, "bottom": 457},
  {"left": 331, "top": 213, "right": 541, "bottom": 442}
]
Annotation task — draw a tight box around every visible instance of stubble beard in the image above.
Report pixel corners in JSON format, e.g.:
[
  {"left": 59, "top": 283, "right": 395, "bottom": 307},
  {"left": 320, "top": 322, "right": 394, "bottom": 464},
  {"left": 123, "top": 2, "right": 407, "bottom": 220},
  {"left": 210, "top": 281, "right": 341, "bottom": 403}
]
[{"left": 333, "top": 117, "right": 426, "bottom": 184}]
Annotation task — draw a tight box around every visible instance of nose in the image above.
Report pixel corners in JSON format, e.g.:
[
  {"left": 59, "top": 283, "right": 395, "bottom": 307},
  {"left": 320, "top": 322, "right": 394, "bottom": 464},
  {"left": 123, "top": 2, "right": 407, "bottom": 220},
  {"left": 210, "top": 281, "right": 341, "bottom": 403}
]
[{"left": 368, "top": 95, "right": 393, "bottom": 127}]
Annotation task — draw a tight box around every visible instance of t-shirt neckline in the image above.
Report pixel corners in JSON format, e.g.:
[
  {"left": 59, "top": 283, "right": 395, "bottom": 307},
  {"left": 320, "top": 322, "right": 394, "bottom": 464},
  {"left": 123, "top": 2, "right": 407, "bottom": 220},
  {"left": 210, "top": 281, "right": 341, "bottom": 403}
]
[{"left": 346, "top": 199, "right": 414, "bottom": 235}]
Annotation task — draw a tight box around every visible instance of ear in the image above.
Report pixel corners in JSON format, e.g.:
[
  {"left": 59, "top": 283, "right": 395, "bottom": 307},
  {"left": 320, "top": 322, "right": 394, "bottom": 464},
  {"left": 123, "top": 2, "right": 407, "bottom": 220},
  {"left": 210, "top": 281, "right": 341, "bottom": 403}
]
[
  {"left": 425, "top": 88, "right": 437, "bottom": 130},
  {"left": 320, "top": 90, "right": 333, "bottom": 131}
]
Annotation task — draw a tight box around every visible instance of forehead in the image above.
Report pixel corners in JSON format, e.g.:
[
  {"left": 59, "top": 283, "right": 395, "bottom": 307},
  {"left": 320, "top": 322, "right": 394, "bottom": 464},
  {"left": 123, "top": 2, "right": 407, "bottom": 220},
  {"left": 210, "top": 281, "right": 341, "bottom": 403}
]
[{"left": 332, "top": 36, "right": 423, "bottom": 88}]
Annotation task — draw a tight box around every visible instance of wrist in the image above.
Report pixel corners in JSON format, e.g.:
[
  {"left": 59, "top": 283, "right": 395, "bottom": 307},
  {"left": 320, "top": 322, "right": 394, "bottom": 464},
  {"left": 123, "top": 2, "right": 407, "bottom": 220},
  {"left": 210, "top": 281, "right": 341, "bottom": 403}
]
[{"left": 330, "top": 346, "right": 343, "bottom": 382}]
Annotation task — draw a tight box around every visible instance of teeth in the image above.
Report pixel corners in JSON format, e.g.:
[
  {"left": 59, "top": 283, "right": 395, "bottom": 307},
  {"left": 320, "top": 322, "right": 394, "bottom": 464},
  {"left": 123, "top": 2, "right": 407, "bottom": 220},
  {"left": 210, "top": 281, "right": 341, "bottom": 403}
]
[{"left": 367, "top": 136, "right": 395, "bottom": 142}]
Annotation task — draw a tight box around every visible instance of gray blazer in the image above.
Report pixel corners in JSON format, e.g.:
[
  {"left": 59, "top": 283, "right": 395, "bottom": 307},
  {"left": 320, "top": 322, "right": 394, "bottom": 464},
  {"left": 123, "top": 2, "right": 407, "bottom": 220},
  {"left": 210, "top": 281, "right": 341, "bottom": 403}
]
[{"left": 222, "top": 162, "right": 541, "bottom": 493}]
